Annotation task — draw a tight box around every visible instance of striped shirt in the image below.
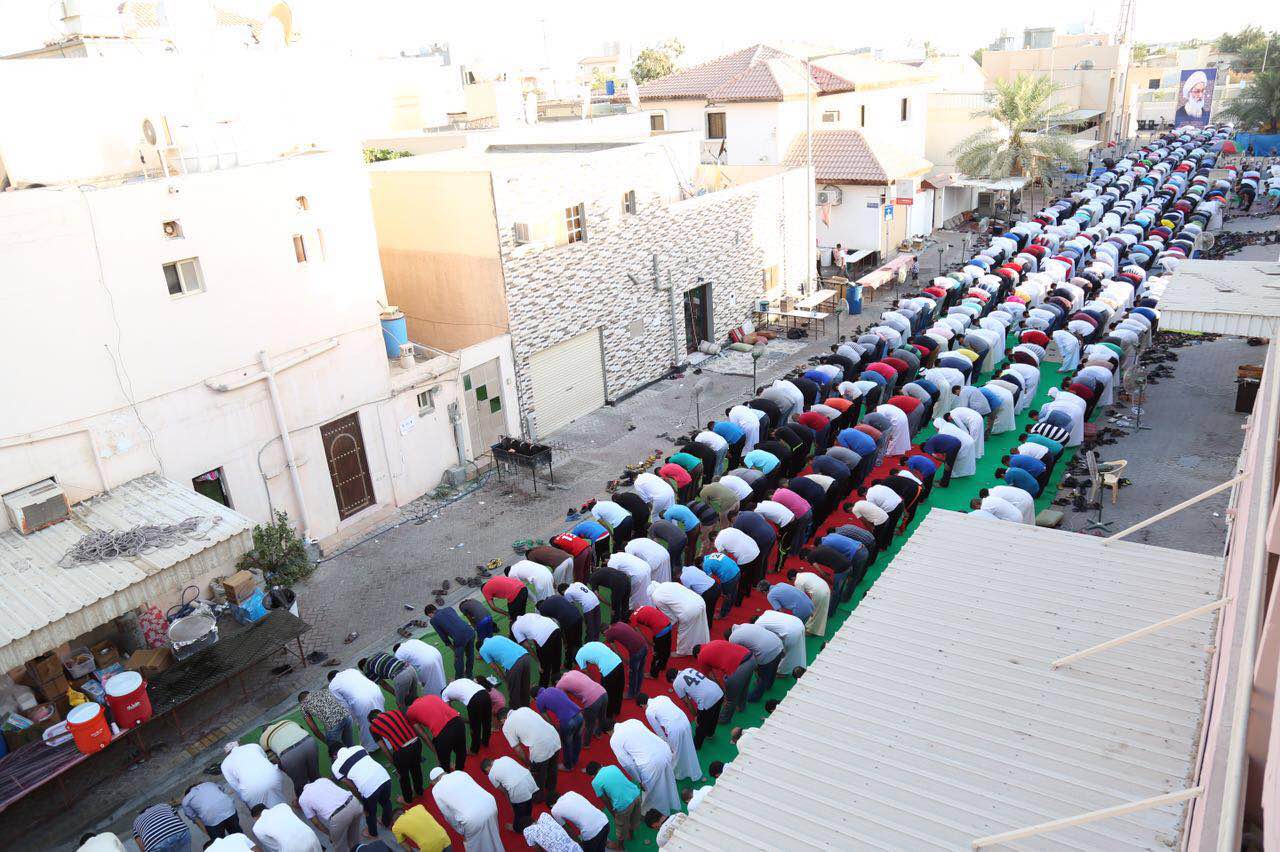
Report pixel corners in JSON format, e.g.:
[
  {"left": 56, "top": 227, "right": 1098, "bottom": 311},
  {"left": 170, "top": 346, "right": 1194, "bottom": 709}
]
[
  {"left": 369, "top": 709, "right": 418, "bottom": 750},
  {"left": 1029, "top": 422, "right": 1070, "bottom": 445},
  {"left": 133, "top": 804, "right": 187, "bottom": 851},
  {"left": 361, "top": 652, "right": 406, "bottom": 681}
]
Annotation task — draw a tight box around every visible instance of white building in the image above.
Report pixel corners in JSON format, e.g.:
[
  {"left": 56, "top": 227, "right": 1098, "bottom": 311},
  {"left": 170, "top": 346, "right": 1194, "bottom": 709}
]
[
  {"left": 0, "top": 57, "right": 509, "bottom": 551},
  {"left": 367, "top": 130, "right": 807, "bottom": 438},
  {"left": 637, "top": 44, "right": 935, "bottom": 268},
  {"left": 919, "top": 55, "right": 992, "bottom": 228}
]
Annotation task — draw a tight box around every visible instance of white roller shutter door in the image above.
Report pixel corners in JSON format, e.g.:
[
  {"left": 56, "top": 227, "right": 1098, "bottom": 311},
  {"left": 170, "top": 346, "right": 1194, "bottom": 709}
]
[{"left": 528, "top": 328, "right": 606, "bottom": 438}]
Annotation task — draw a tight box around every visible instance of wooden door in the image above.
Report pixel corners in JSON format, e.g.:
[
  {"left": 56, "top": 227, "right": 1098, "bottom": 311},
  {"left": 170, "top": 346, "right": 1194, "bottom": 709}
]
[{"left": 321, "top": 413, "right": 374, "bottom": 520}]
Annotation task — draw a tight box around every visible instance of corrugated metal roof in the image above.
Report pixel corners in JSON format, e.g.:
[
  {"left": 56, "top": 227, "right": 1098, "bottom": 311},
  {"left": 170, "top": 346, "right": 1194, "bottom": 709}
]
[
  {"left": 0, "top": 474, "right": 253, "bottom": 670},
  {"left": 668, "top": 510, "right": 1224, "bottom": 851},
  {"left": 1159, "top": 259, "right": 1280, "bottom": 337}
]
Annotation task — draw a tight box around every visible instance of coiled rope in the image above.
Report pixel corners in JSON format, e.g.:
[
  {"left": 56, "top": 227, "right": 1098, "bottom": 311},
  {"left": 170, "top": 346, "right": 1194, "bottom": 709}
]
[{"left": 59, "top": 516, "right": 216, "bottom": 567}]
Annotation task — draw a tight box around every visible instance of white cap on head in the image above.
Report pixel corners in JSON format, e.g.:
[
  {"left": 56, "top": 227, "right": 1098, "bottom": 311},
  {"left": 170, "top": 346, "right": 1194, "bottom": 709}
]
[
  {"left": 429, "top": 767, "right": 445, "bottom": 782},
  {"left": 1182, "top": 71, "right": 1208, "bottom": 97}
]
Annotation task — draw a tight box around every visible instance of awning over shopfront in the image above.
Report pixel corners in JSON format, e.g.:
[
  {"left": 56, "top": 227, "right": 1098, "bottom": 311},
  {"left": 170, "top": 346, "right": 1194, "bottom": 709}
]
[
  {"left": 1159, "top": 259, "right": 1280, "bottom": 337},
  {"left": 667, "top": 510, "right": 1224, "bottom": 850},
  {"left": 0, "top": 474, "right": 253, "bottom": 671},
  {"left": 953, "top": 175, "right": 1030, "bottom": 191},
  {"left": 1052, "top": 108, "right": 1105, "bottom": 124}
]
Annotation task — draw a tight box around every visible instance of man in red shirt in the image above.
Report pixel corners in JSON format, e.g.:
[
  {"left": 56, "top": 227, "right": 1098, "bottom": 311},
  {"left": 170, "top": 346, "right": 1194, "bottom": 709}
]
[
  {"left": 406, "top": 695, "right": 466, "bottom": 773},
  {"left": 367, "top": 708, "right": 424, "bottom": 801},
  {"left": 796, "top": 409, "right": 832, "bottom": 451},
  {"left": 885, "top": 394, "right": 924, "bottom": 436},
  {"left": 482, "top": 575, "right": 529, "bottom": 626},
  {"left": 548, "top": 533, "right": 594, "bottom": 584},
  {"left": 1020, "top": 329, "right": 1050, "bottom": 348},
  {"left": 694, "top": 640, "right": 756, "bottom": 724},
  {"left": 629, "top": 606, "right": 674, "bottom": 678}
]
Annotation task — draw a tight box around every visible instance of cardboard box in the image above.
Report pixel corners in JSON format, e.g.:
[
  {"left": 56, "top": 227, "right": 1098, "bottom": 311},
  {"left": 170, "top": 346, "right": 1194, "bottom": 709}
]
[
  {"left": 91, "top": 640, "right": 120, "bottom": 669},
  {"left": 36, "top": 674, "right": 69, "bottom": 703},
  {"left": 222, "top": 570, "right": 258, "bottom": 604},
  {"left": 125, "top": 647, "right": 173, "bottom": 679},
  {"left": 2, "top": 703, "right": 59, "bottom": 751},
  {"left": 25, "top": 652, "right": 63, "bottom": 685}
]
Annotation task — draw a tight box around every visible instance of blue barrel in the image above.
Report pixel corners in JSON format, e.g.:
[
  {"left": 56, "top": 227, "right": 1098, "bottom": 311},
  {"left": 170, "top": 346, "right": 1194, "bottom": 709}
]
[
  {"left": 605, "top": 79, "right": 616, "bottom": 95},
  {"left": 847, "top": 285, "right": 864, "bottom": 316},
  {"left": 380, "top": 311, "right": 408, "bottom": 358}
]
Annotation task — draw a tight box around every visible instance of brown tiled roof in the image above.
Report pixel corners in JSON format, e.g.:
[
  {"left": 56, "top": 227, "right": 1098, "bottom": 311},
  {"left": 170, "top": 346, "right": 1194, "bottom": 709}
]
[
  {"left": 638, "top": 44, "right": 856, "bottom": 103},
  {"left": 783, "top": 129, "right": 932, "bottom": 184}
]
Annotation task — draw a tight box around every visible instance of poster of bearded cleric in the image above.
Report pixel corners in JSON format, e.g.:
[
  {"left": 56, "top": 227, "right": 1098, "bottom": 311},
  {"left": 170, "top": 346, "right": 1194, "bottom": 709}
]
[{"left": 1174, "top": 68, "right": 1217, "bottom": 128}]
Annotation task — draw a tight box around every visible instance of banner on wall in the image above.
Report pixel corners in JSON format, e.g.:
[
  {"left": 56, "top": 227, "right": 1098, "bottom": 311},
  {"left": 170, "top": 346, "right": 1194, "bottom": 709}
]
[{"left": 1175, "top": 68, "right": 1217, "bottom": 128}]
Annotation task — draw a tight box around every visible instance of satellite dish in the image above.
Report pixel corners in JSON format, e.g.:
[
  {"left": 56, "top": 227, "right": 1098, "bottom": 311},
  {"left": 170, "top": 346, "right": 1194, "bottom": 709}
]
[{"left": 142, "top": 119, "right": 158, "bottom": 145}]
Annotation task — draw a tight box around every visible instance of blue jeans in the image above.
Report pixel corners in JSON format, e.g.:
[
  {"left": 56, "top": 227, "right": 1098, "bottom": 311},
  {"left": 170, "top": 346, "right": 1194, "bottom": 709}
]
[
  {"left": 324, "top": 716, "right": 355, "bottom": 756},
  {"left": 625, "top": 648, "right": 648, "bottom": 699},
  {"left": 152, "top": 830, "right": 192, "bottom": 852},
  {"left": 748, "top": 653, "right": 782, "bottom": 702},
  {"left": 450, "top": 636, "right": 476, "bottom": 679},
  {"left": 717, "top": 576, "right": 739, "bottom": 618},
  {"left": 829, "top": 570, "right": 852, "bottom": 616},
  {"left": 559, "top": 714, "right": 584, "bottom": 769}
]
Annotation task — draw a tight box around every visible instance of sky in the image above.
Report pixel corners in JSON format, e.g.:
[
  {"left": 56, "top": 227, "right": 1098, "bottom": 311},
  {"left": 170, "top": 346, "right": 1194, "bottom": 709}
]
[{"left": 0, "top": 0, "right": 1272, "bottom": 64}]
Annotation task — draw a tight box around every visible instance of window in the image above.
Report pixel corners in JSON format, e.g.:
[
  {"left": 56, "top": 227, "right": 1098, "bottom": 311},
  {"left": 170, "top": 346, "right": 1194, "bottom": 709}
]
[
  {"left": 1148, "top": 78, "right": 1161, "bottom": 89},
  {"left": 192, "top": 468, "right": 231, "bottom": 507},
  {"left": 900, "top": 97, "right": 910, "bottom": 122},
  {"left": 163, "top": 258, "right": 204, "bottom": 296},
  {"left": 649, "top": 113, "right": 666, "bottom": 131},
  {"left": 292, "top": 234, "right": 308, "bottom": 263},
  {"left": 417, "top": 388, "right": 436, "bottom": 415},
  {"left": 295, "top": 195, "right": 309, "bottom": 211},
  {"left": 315, "top": 228, "right": 327, "bottom": 261},
  {"left": 623, "top": 190, "right": 637, "bottom": 215},
  {"left": 859, "top": 105, "right": 866, "bottom": 127},
  {"left": 161, "top": 220, "right": 182, "bottom": 239},
  {"left": 514, "top": 222, "right": 532, "bottom": 245},
  {"left": 706, "top": 112, "right": 727, "bottom": 139},
  {"left": 565, "top": 203, "right": 586, "bottom": 244},
  {"left": 822, "top": 110, "right": 840, "bottom": 123},
  {"left": 763, "top": 265, "right": 780, "bottom": 294}
]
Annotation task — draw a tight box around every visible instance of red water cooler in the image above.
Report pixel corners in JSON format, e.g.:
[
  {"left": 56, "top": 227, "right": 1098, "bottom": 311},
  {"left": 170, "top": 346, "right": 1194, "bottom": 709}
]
[{"left": 104, "top": 671, "right": 152, "bottom": 727}]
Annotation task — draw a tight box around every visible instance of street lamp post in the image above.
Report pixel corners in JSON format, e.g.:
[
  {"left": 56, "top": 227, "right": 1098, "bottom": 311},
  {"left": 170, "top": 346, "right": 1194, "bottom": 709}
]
[{"left": 751, "top": 340, "right": 767, "bottom": 394}]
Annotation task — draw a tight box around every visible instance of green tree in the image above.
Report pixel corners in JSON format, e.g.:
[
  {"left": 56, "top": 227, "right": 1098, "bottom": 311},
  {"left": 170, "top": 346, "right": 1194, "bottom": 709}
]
[
  {"left": 971, "top": 47, "right": 985, "bottom": 66},
  {"left": 631, "top": 38, "right": 685, "bottom": 84},
  {"left": 1215, "top": 27, "right": 1279, "bottom": 70},
  {"left": 1132, "top": 43, "right": 1157, "bottom": 63},
  {"left": 951, "top": 75, "right": 1079, "bottom": 190},
  {"left": 363, "top": 148, "right": 413, "bottom": 163},
  {"left": 1223, "top": 69, "right": 1280, "bottom": 131},
  {"left": 237, "top": 511, "right": 313, "bottom": 586}
]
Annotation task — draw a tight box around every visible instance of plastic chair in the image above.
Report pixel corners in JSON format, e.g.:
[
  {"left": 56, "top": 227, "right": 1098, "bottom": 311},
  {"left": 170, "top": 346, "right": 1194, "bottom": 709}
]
[{"left": 1099, "top": 459, "right": 1128, "bottom": 505}]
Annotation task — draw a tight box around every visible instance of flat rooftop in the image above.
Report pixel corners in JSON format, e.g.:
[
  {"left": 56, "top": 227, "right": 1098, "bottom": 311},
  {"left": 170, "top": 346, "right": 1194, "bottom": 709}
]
[
  {"left": 1159, "top": 259, "right": 1280, "bottom": 337},
  {"left": 668, "top": 509, "right": 1224, "bottom": 850},
  {"left": 366, "top": 138, "right": 658, "bottom": 173}
]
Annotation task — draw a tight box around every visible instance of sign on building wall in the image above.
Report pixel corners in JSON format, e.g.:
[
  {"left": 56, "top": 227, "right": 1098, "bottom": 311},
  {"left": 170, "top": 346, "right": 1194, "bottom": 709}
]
[
  {"left": 884, "top": 204, "right": 895, "bottom": 220},
  {"left": 1175, "top": 68, "right": 1216, "bottom": 128},
  {"left": 894, "top": 178, "right": 914, "bottom": 206}
]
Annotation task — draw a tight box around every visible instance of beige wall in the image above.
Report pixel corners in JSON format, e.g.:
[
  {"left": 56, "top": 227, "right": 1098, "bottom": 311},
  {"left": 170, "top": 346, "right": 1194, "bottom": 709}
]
[{"left": 369, "top": 169, "right": 509, "bottom": 351}]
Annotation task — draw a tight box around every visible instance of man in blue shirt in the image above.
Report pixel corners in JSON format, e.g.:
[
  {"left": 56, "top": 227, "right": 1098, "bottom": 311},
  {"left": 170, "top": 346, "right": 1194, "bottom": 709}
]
[
  {"left": 572, "top": 518, "right": 611, "bottom": 564},
  {"left": 424, "top": 604, "right": 476, "bottom": 679},
  {"left": 703, "top": 553, "right": 740, "bottom": 619},
  {"left": 997, "top": 465, "right": 1042, "bottom": 497},
  {"left": 761, "top": 581, "right": 814, "bottom": 623},
  {"left": 480, "top": 635, "right": 532, "bottom": 710},
  {"left": 1000, "top": 453, "right": 1048, "bottom": 490},
  {"left": 709, "top": 420, "right": 747, "bottom": 469},
  {"left": 661, "top": 504, "right": 701, "bottom": 535},
  {"left": 921, "top": 433, "right": 962, "bottom": 487},
  {"left": 905, "top": 453, "right": 940, "bottom": 501},
  {"left": 742, "top": 449, "right": 780, "bottom": 475},
  {"left": 836, "top": 428, "right": 876, "bottom": 459}
]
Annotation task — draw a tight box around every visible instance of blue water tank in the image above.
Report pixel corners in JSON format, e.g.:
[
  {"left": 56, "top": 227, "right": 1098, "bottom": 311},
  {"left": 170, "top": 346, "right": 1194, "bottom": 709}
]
[
  {"left": 605, "top": 79, "right": 616, "bottom": 95},
  {"left": 380, "top": 311, "right": 408, "bottom": 358},
  {"left": 847, "top": 285, "right": 864, "bottom": 316}
]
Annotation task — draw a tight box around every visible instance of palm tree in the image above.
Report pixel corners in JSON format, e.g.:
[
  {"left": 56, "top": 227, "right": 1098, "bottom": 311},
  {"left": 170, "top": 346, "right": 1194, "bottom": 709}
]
[
  {"left": 951, "top": 74, "right": 1081, "bottom": 209},
  {"left": 1223, "top": 70, "right": 1280, "bottom": 132}
]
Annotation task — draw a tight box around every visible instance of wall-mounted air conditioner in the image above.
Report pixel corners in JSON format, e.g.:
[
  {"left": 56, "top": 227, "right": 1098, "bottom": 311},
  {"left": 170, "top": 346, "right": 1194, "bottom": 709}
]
[
  {"left": 3, "top": 479, "right": 71, "bottom": 535},
  {"left": 817, "top": 186, "right": 843, "bottom": 206}
]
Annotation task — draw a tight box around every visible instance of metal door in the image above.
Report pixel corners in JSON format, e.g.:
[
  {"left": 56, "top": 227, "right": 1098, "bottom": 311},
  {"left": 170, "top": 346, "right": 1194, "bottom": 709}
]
[{"left": 463, "top": 359, "right": 507, "bottom": 455}]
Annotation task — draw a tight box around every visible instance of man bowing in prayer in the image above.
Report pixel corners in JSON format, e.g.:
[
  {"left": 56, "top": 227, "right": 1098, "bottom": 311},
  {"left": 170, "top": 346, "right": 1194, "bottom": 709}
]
[
  {"left": 428, "top": 766, "right": 503, "bottom": 852},
  {"left": 608, "top": 718, "right": 682, "bottom": 816},
  {"left": 636, "top": 694, "right": 703, "bottom": 782},
  {"left": 647, "top": 580, "right": 710, "bottom": 657}
]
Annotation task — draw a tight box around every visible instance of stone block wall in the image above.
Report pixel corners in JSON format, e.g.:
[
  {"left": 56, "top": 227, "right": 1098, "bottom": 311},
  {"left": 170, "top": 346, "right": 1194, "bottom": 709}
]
[{"left": 493, "top": 139, "right": 808, "bottom": 434}]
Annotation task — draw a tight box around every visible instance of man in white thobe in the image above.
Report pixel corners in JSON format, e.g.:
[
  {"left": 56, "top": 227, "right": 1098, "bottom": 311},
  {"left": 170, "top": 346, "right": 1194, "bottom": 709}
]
[
  {"left": 326, "top": 669, "right": 384, "bottom": 752},
  {"left": 509, "top": 560, "right": 555, "bottom": 603},
  {"left": 429, "top": 767, "right": 503, "bottom": 852},
  {"left": 932, "top": 418, "right": 976, "bottom": 479},
  {"left": 647, "top": 581, "right": 709, "bottom": 657},
  {"left": 948, "top": 407, "right": 986, "bottom": 459},
  {"left": 220, "top": 743, "right": 289, "bottom": 809},
  {"left": 626, "top": 537, "right": 673, "bottom": 585},
  {"left": 641, "top": 694, "right": 702, "bottom": 782},
  {"left": 609, "top": 552, "right": 654, "bottom": 610},
  {"left": 633, "top": 473, "right": 676, "bottom": 515},
  {"left": 394, "top": 638, "right": 447, "bottom": 697},
  {"left": 728, "top": 405, "right": 761, "bottom": 453},
  {"left": 1053, "top": 330, "right": 1082, "bottom": 372},
  {"left": 754, "top": 610, "right": 807, "bottom": 675},
  {"left": 986, "top": 485, "right": 1035, "bottom": 525},
  {"left": 983, "top": 382, "right": 1017, "bottom": 434},
  {"left": 792, "top": 572, "right": 830, "bottom": 637},
  {"left": 610, "top": 719, "right": 681, "bottom": 815},
  {"left": 873, "top": 404, "right": 911, "bottom": 456}
]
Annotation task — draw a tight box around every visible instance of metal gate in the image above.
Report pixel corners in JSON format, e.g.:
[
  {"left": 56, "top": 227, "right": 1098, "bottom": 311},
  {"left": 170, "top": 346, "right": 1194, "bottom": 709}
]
[
  {"left": 528, "top": 328, "right": 606, "bottom": 438},
  {"left": 463, "top": 358, "right": 507, "bottom": 455},
  {"left": 321, "top": 412, "right": 375, "bottom": 520}
]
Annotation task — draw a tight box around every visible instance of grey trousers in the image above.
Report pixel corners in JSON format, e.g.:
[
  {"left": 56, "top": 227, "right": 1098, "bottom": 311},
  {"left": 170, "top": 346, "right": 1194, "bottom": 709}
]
[
  {"left": 278, "top": 737, "right": 319, "bottom": 795},
  {"left": 393, "top": 666, "right": 421, "bottom": 710},
  {"left": 323, "top": 795, "right": 364, "bottom": 852},
  {"left": 720, "top": 657, "right": 757, "bottom": 723}
]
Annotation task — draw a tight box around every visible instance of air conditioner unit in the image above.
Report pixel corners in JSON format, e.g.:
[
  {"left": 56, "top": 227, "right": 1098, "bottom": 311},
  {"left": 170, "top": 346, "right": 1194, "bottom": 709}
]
[
  {"left": 513, "top": 222, "right": 532, "bottom": 244},
  {"left": 817, "top": 187, "right": 843, "bottom": 206},
  {"left": 3, "top": 479, "right": 71, "bottom": 535}
]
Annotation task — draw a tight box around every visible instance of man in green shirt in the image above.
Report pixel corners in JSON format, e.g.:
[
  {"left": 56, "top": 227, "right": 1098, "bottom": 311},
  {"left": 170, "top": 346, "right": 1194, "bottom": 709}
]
[
  {"left": 587, "top": 761, "right": 642, "bottom": 849},
  {"left": 259, "top": 718, "right": 319, "bottom": 794}
]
